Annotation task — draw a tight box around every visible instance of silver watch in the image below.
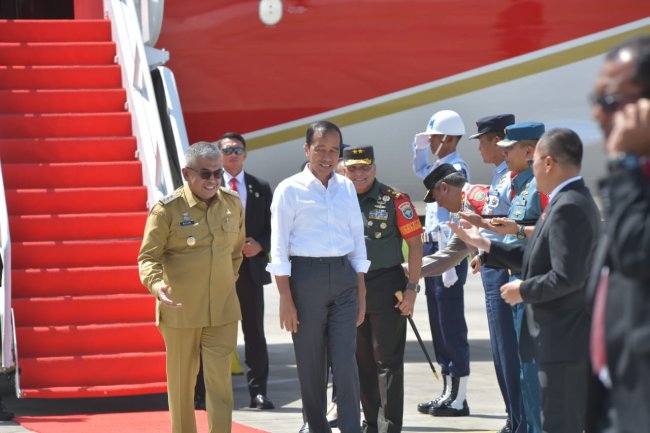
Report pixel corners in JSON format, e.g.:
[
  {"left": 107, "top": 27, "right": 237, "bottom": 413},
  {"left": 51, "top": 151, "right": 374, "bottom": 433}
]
[
  {"left": 516, "top": 224, "right": 526, "bottom": 240},
  {"left": 406, "top": 282, "right": 420, "bottom": 293}
]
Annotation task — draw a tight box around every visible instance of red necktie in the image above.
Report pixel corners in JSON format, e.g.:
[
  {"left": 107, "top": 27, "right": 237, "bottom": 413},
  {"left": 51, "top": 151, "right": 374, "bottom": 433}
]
[
  {"left": 590, "top": 267, "right": 609, "bottom": 375},
  {"left": 229, "top": 178, "right": 238, "bottom": 192}
]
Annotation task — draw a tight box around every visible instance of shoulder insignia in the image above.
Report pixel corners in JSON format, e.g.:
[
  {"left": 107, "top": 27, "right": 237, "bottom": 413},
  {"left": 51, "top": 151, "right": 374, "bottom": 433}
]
[
  {"left": 158, "top": 191, "right": 181, "bottom": 205},
  {"left": 221, "top": 186, "right": 240, "bottom": 198},
  {"left": 382, "top": 186, "right": 403, "bottom": 200}
]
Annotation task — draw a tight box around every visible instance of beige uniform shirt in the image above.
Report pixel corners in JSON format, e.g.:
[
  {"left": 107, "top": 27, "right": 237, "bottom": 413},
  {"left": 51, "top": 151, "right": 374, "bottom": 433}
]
[{"left": 138, "top": 184, "right": 245, "bottom": 328}]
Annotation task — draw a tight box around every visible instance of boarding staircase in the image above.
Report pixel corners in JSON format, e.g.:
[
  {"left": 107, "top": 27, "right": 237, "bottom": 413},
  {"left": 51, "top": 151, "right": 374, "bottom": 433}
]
[{"left": 0, "top": 18, "right": 169, "bottom": 398}]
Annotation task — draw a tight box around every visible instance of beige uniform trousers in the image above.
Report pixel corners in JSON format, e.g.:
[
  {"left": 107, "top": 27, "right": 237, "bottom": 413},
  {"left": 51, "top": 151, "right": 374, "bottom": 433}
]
[{"left": 159, "top": 321, "right": 238, "bottom": 433}]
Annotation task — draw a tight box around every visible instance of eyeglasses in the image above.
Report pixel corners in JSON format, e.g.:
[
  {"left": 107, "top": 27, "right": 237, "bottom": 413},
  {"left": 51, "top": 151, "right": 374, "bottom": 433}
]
[
  {"left": 346, "top": 164, "right": 373, "bottom": 173},
  {"left": 187, "top": 167, "right": 224, "bottom": 180},
  {"left": 221, "top": 147, "right": 246, "bottom": 156},
  {"left": 589, "top": 92, "right": 637, "bottom": 114}
]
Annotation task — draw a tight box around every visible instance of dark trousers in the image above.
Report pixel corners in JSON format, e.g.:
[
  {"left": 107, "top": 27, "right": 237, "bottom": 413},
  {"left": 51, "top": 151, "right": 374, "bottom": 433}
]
[
  {"left": 480, "top": 266, "right": 525, "bottom": 432},
  {"left": 538, "top": 361, "right": 588, "bottom": 433},
  {"left": 423, "top": 241, "right": 469, "bottom": 377},
  {"left": 356, "top": 266, "right": 407, "bottom": 433},
  {"left": 291, "top": 256, "right": 361, "bottom": 433},
  {"left": 236, "top": 260, "right": 270, "bottom": 397}
]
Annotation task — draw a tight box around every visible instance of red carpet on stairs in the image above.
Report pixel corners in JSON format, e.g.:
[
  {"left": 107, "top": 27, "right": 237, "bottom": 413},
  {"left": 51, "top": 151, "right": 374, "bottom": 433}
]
[
  {"left": 16, "top": 413, "right": 269, "bottom": 433},
  {"left": 0, "top": 19, "right": 167, "bottom": 398}
]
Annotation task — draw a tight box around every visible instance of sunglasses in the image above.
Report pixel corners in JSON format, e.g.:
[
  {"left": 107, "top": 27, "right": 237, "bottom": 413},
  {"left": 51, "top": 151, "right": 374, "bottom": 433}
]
[
  {"left": 589, "top": 92, "right": 637, "bottom": 114},
  {"left": 221, "top": 147, "right": 246, "bottom": 155},
  {"left": 187, "top": 167, "right": 224, "bottom": 180}
]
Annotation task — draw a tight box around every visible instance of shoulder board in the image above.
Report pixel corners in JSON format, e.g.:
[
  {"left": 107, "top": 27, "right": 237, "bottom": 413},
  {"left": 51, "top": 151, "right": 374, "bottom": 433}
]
[
  {"left": 382, "top": 186, "right": 403, "bottom": 200},
  {"left": 158, "top": 191, "right": 181, "bottom": 205},
  {"left": 221, "top": 186, "right": 240, "bottom": 198}
]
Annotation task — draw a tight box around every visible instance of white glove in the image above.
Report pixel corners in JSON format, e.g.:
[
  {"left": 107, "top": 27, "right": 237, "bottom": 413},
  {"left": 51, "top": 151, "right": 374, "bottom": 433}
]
[
  {"left": 414, "top": 133, "right": 430, "bottom": 150},
  {"left": 442, "top": 268, "right": 459, "bottom": 287}
]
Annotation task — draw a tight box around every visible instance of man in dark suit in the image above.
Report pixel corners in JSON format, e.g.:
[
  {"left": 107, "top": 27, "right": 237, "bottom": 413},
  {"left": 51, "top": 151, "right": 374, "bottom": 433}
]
[
  {"left": 450, "top": 128, "right": 600, "bottom": 433},
  {"left": 218, "top": 132, "right": 275, "bottom": 409},
  {"left": 587, "top": 35, "right": 650, "bottom": 433}
]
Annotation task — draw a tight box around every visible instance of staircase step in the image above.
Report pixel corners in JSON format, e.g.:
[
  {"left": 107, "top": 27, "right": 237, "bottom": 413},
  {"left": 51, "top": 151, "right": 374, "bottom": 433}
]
[
  {"left": 9, "top": 212, "right": 148, "bottom": 242},
  {"left": 6, "top": 186, "right": 147, "bottom": 215},
  {"left": 0, "top": 137, "right": 136, "bottom": 163},
  {"left": 0, "top": 42, "right": 116, "bottom": 66},
  {"left": 19, "top": 381, "right": 168, "bottom": 399},
  {"left": 17, "top": 323, "right": 163, "bottom": 357},
  {"left": 0, "top": 89, "right": 126, "bottom": 114},
  {"left": 12, "top": 240, "right": 141, "bottom": 268},
  {"left": 0, "top": 20, "right": 111, "bottom": 43},
  {"left": 3, "top": 161, "right": 142, "bottom": 189},
  {"left": 12, "top": 265, "right": 144, "bottom": 298},
  {"left": 18, "top": 352, "right": 166, "bottom": 390},
  {"left": 0, "top": 65, "right": 122, "bottom": 90},
  {"left": 13, "top": 294, "right": 154, "bottom": 326},
  {"left": 0, "top": 113, "right": 132, "bottom": 139}
]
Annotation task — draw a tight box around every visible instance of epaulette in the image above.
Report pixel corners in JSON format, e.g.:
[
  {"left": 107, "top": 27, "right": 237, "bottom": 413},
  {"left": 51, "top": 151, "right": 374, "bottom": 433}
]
[
  {"left": 158, "top": 191, "right": 182, "bottom": 205},
  {"left": 382, "top": 186, "right": 403, "bottom": 200},
  {"left": 221, "top": 186, "right": 240, "bottom": 198}
]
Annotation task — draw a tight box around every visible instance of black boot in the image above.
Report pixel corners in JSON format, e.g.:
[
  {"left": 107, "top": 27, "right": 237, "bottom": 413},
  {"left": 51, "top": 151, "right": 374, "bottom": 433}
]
[
  {"left": 431, "top": 376, "right": 470, "bottom": 417},
  {"left": 417, "top": 374, "right": 450, "bottom": 414}
]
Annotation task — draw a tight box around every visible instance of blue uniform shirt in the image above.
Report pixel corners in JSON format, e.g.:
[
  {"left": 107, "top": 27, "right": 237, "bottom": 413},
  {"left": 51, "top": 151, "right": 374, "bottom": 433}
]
[
  {"left": 503, "top": 167, "right": 543, "bottom": 246},
  {"left": 412, "top": 147, "right": 470, "bottom": 236},
  {"left": 481, "top": 161, "right": 512, "bottom": 243}
]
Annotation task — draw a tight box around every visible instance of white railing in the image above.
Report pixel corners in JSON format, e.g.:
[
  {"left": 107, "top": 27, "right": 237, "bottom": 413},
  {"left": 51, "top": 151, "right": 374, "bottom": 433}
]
[
  {"left": 0, "top": 160, "right": 14, "bottom": 372},
  {"left": 104, "top": 0, "right": 175, "bottom": 207}
]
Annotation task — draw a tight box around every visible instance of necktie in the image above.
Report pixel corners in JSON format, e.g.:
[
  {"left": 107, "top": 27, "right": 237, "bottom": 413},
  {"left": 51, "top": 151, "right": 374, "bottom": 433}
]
[
  {"left": 590, "top": 267, "right": 609, "bottom": 375},
  {"left": 229, "top": 178, "right": 238, "bottom": 192}
]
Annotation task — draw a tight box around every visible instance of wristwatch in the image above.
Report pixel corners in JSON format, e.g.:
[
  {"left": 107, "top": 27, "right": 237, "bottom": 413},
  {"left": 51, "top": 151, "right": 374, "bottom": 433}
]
[
  {"left": 516, "top": 224, "right": 526, "bottom": 240},
  {"left": 405, "top": 282, "right": 420, "bottom": 293}
]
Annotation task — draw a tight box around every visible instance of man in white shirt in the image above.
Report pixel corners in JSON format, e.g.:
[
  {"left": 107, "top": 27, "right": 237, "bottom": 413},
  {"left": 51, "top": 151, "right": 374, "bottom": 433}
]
[{"left": 267, "top": 121, "right": 370, "bottom": 433}]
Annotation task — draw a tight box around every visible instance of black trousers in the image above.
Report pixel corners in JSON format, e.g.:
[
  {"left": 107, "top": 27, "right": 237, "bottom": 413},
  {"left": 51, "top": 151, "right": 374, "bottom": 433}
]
[
  {"left": 236, "top": 260, "right": 270, "bottom": 397},
  {"left": 538, "top": 360, "right": 588, "bottom": 433},
  {"left": 356, "top": 266, "right": 407, "bottom": 433}
]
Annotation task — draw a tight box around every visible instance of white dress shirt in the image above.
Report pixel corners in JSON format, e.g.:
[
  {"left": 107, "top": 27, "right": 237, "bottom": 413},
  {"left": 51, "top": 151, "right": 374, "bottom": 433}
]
[
  {"left": 266, "top": 165, "right": 370, "bottom": 276},
  {"left": 223, "top": 170, "right": 247, "bottom": 209},
  {"left": 548, "top": 176, "right": 582, "bottom": 201}
]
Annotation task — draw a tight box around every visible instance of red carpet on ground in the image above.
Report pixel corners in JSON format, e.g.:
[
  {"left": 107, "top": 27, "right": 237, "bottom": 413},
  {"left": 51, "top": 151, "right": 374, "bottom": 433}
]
[{"left": 16, "top": 411, "right": 269, "bottom": 433}]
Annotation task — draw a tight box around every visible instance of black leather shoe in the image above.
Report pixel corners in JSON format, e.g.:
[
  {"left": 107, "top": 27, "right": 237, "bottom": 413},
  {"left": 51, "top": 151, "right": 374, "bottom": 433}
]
[
  {"left": 431, "top": 399, "right": 470, "bottom": 417},
  {"left": 0, "top": 407, "right": 13, "bottom": 421},
  {"left": 250, "top": 394, "right": 275, "bottom": 409},
  {"left": 497, "top": 419, "right": 512, "bottom": 433},
  {"left": 298, "top": 422, "right": 310, "bottom": 433}
]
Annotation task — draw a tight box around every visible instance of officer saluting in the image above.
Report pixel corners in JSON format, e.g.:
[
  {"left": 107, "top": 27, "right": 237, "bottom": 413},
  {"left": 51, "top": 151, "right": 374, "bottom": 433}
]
[{"left": 344, "top": 145, "right": 423, "bottom": 433}]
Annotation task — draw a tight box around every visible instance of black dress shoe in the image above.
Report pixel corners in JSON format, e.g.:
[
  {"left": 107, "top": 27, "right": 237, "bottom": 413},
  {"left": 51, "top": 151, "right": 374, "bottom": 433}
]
[
  {"left": 0, "top": 407, "right": 13, "bottom": 421},
  {"left": 497, "top": 419, "right": 512, "bottom": 433},
  {"left": 250, "top": 394, "right": 275, "bottom": 409},
  {"left": 298, "top": 422, "right": 309, "bottom": 433},
  {"left": 431, "top": 399, "right": 470, "bottom": 417}
]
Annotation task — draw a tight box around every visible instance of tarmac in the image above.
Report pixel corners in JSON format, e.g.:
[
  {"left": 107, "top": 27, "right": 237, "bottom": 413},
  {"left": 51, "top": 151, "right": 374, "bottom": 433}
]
[{"left": 0, "top": 270, "right": 508, "bottom": 433}]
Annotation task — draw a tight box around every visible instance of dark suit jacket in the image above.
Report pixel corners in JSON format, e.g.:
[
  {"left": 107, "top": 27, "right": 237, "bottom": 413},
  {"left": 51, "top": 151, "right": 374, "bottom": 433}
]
[
  {"left": 242, "top": 172, "right": 273, "bottom": 286},
  {"left": 486, "top": 178, "right": 600, "bottom": 364},
  {"left": 587, "top": 165, "right": 650, "bottom": 432}
]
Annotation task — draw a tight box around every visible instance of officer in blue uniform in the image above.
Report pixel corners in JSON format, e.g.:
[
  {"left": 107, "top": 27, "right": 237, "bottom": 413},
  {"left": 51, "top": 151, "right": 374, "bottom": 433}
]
[
  {"left": 467, "top": 114, "right": 525, "bottom": 433},
  {"left": 490, "top": 122, "right": 547, "bottom": 433}
]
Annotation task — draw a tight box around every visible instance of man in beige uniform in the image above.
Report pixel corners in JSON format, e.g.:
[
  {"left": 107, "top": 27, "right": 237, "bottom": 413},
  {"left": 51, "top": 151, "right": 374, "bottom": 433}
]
[{"left": 139, "top": 141, "right": 245, "bottom": 433}]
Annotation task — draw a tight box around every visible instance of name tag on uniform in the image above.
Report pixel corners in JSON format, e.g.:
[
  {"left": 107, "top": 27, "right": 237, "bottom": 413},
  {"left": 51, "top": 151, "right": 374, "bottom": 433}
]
[
  {"left": 180, "top": 212, "right": 197, "bottom": 226},
  {"left": 369, "top": 209, "right": 388, "bottom": 220}
]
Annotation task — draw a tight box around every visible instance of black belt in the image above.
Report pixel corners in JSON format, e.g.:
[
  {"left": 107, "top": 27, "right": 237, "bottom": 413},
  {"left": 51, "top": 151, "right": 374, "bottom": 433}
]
[{"left": 290, "top": 256, "right": 347, "bottom": 264}]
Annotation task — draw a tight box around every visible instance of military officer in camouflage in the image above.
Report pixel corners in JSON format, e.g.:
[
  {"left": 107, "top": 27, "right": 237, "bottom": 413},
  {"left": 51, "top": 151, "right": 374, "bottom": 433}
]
[
  {"left": 138, "top": 141, "right": 245, "bottom": 433},
  {"left": 343, "top": 145, "right": 423, "bottom": 433}
]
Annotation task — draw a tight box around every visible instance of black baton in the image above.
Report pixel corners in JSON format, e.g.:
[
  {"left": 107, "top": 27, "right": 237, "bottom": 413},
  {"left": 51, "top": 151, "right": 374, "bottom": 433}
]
[{"left": 395, "top": 291, "right": 439, "bottom": 380}]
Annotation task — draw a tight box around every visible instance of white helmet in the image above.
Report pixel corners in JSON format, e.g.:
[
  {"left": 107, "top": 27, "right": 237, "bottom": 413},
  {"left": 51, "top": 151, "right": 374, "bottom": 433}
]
[{"left": 417, "top": 110, "right": 466, "bottom": 137}]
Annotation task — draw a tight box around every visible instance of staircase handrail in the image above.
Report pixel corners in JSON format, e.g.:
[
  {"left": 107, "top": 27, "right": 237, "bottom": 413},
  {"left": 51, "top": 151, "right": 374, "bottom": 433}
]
[
  {"left": 155, "top": 65, "right": 190, "bottom": 179},
  {"left": 104, "top": 0, "right": 175, "bottom": 207},
  {"left": 0, "top": 160, "right": 14, "bottom": 370}
]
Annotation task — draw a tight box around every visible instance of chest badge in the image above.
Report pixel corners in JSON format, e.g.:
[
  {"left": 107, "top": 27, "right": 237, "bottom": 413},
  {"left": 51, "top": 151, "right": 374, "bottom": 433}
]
[
  {"left": 180, "top": 212, "right": 196, "bottom": 226},
  {"left": 187, "top": 236, "right": 196, "bottom": 246}
]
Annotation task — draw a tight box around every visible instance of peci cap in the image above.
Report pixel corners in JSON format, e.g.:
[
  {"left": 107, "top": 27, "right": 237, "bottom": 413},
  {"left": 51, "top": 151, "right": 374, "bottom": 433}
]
[
  {"left": 497, "top": 122, "right": 545, "bottom": 147},
  {"left": 423, "top": 163, "right": 459, "bottom": 203},
  {"left": 469, "top": 114, "right": 515, "bottom": 139},
  {"left": 343, "top": 145, "right": 374, "bottom": 165}
]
